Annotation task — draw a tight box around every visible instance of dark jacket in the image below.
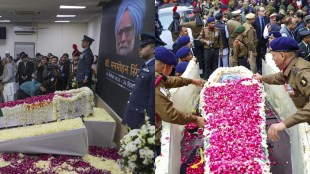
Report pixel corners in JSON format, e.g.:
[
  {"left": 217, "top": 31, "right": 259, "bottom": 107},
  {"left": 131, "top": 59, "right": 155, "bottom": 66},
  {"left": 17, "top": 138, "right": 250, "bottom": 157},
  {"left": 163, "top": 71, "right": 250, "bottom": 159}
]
[
  {"left": 122, "top": 59, "right": 155, "bottom": 129},
  {"left": 296, "top": 27, "right": 310, "bottom": 45},
  {"left": 17, "top": 61, "right": 34, "bottom": 84},
  {"left": 58, "top": 64, "right": 70, "bottom": 90},
  {"left": 254, "top": 16, "right": 270, "bottom": 46},
  {"left": 298, "top": 41, "right": 310, "bottom": 61},
  {"left": 294, "top": 21, "right": 307, "bottom": 43},
  {"left": 76, "top": 47, "right": 94, "bottom": 83}
]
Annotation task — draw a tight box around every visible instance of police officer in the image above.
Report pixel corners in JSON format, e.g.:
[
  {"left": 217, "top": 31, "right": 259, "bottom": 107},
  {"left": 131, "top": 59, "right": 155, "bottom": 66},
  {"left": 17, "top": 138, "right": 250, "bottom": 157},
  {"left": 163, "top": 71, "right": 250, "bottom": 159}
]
[
  {"left": 175, "top": 62, "right": 189, "bottom": 76},
  {"left": 199, "top": 17, "right": 223, "bottom": 79},
  {"left": 298, "top": 30, "right": 310, "bottom": 61},
  {"left": 253, "top": 37, "right": 310, "bottom": 141},
  {"left": 176, "top": 47, "right": 193, "bottom": 62},
  {"left": 122, "top": 33, "right": 164, "bottom": 129},
  {"left": 243, "top": 13, "right": 258, "bottom": 72},
  {"left": 155, "top": 46, "right": 205, "bottom": 156},
  {"left": 233, "top": 25, "right": 250, "bottom": 69},
  {"left": 76, "top": 35, "right": 94, "bottom": 88}
]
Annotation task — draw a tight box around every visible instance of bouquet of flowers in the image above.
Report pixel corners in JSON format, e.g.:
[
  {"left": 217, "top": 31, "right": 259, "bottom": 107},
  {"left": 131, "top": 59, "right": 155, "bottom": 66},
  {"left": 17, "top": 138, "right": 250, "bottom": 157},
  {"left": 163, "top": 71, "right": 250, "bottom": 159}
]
[{"left": 119, "top": 116, "right": 155, "bottom": 174}]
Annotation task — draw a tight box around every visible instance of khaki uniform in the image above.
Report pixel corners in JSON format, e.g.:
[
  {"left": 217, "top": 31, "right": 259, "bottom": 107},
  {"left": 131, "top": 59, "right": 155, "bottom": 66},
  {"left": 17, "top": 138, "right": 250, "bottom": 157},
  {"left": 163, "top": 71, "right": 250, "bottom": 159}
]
[
  {"left": 199, "top": 27, "right": 223, "bottom": 78},
  {"left": 227, "top": 19, "right": 241, "bottom": 67},
  {"left": 199, "top": 27, "right": 223, "bottom": 50},
  {"left": 262, "top": 58, "right": 310, "bottom": 128},
  {"left": 243, "top": 22, "right": 258, "bottom": 72},
  {"left": 233, "top": 36, "right": 249, "bottom": 69},
  {"left": 181, "top": 21, "right": 203, "bottom": 39},
  {"left": 155, "top": 72, "right": 198, "bottom": 146}
]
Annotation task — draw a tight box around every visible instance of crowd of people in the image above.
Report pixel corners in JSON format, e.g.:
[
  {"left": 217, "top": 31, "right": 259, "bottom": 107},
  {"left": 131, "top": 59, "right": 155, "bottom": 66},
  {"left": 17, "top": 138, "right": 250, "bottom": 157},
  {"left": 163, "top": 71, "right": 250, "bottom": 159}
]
[
  {"left": 153, "top": 0, "right": 310, "bottom": 157},
  {"left": 0, "top": 35, "right": 98, "bottom": 103},
  {"left": 156, "top": 0, "right": 310, "bottom": 79}
]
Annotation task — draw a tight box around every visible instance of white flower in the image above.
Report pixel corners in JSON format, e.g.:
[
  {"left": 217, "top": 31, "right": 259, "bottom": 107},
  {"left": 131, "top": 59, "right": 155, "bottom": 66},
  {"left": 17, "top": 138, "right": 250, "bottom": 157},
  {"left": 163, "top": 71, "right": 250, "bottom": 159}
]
[
  {"left": 124, "top": 137, "right": 132, "bottom": 144},
  {"left": 149, "top": 126, "right": 155, "bottom": 134},
  {"left": 147, "top": 137, "right": 155, "bottom": 145},
  {"left": 145, "top": 149, "right": 154, "bottom": 159},
  {"left": 139, "top": 129, "right": 147, "bottom": 136},
  {"left": 128, "top": 154, "right": 137, "bottom": 162},
  {"left": 142, "top": 158, "right": 149, "bottom": 165},
  {"left": 139, "top": 149, "right": 147, "bottom": 159},
  {"left": 125, "top": 142, "right": 137, "bottom": 153},
  {"left": 134, "top": 138, "right": 142, "bottom": 145},
  {"left": 128, "top": 161, "right": 136, "bottom": 170},
  {"left": 141, "top": 125, "right": 147, "bottom": 131}
]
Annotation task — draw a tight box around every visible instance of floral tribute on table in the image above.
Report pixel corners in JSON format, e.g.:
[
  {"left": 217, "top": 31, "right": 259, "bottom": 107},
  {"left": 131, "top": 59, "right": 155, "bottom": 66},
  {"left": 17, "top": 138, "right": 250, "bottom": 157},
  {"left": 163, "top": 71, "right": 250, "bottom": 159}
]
[
  {"left": 119, "top": 116, "right": 155, "bottom": 174},
  {"left": 0, "top": 87, "right": 94, "bottom": 128},
  {"left": 200, "top": 67, "right": 271, "bottom": 174},
  {"left": 0, "top": 146, "right": 124, "bottom": 174}
]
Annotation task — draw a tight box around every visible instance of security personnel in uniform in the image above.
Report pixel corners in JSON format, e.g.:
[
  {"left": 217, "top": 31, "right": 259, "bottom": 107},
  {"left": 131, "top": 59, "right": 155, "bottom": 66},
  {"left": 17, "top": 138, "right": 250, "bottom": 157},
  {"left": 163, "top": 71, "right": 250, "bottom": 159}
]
[
  {"left": 176, "top": 47, "right": 193, "bottom": 62},
  {"left": 243, "top": 13, "right": 258, "bottom": 72},
  {"left": 155, "top": 46, "right": 205, "bottom": 156},
  {"left": 122, "top": 32, "right": 165, "bottom": 129},
  {"left": 253, "top": 37, "right": 310, "bottom": 141},
  {"left": 298, "top": 30, "right": 310, "bottom": 61},
  {"left": 199, "top": 17, "right": 223, "bottom": 79},
  {"left": 233, "top": 25, "right": 250, "bottom": 69},
  {"left": 227, "top": 10, "right": 242, "bottom": 67},
  {"left": 76, "top": 35, "right": 94, "bottom": 88}
]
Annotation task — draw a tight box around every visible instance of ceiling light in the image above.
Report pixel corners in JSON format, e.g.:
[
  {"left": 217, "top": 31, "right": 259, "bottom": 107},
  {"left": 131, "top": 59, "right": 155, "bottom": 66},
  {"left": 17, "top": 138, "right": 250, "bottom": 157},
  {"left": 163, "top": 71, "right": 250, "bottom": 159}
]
[
  {"left": 0, "top": 20, "right": 10, "bottom": 22},
  {"left": 60, "top": 5, "right": 86, "bottom": 9},
  {"left": 57, "top": 15, "right": 76, "bottom": 17},
  {"left": 55, "top": 20, "right": 70, "bottom": 23}
]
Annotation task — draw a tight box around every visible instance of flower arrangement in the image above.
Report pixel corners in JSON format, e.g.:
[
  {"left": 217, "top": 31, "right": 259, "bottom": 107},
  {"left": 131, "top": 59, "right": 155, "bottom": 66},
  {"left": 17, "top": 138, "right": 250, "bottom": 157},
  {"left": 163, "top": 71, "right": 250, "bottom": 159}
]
[
  {"left": 119, "top": 117, "right": 155, "bottom": 174},
  {"left": 0, "top": 146, "right": 122, "bottom": 173},
  {"left": 0, "top": 118, "right": 84, "bottom": 141},
  {"left": 0, "top": 87, "right": 94, "bottom": 128},
  {"left": 200, "top": 77, "right": 270, "bottom": 174}
]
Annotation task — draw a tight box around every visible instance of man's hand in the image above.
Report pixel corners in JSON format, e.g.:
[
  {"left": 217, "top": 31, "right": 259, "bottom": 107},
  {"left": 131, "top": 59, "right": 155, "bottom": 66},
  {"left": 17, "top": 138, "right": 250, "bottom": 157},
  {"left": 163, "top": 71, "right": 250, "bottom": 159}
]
[
  {"left": 83, "top": 79, "right": 88, "bottom": 84},
  {"left": 219, "top": 52, "right": 223, "bottom": 58},
  {"left": 268, "top": 122, "right": 287, "bottom": 141},
  {"left": 192, "top": 79, "right": 206, "bottom": 87},
  {"left": 253, "top": 73, "right": 263, "bottom": 81},
  {"left": 40, "top": 86, "right": 46, "bottom": 92},
  {"left": 195, "top": 117, "right": 205, "bottom": 128}
]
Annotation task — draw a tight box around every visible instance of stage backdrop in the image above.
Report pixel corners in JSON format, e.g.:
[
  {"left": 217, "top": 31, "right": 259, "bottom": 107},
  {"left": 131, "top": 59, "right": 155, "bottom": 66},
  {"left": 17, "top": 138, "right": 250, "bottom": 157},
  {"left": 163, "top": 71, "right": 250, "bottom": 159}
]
[{"left": 96, "top": 0, "right": 154, "bottom": 118}]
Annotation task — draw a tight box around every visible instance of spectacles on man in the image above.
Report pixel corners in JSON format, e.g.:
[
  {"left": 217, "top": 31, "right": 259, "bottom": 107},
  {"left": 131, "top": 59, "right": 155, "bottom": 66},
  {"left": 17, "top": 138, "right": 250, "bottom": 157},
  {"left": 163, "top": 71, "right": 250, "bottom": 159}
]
[{"left": 117, "top": 25, "right": 133, "bottom": 39}]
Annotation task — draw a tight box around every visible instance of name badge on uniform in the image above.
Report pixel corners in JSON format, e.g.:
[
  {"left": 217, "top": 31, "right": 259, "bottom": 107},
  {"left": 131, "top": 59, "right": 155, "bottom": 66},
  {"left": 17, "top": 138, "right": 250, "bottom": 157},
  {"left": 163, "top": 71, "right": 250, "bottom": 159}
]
[
  {"left": 160, "top": 87, "right": 167, "bottom": 96},
  {"left": 51, "top": 77, "right": 54, "bottom": 82},
  {"left": 143, "top": 67, "right": 149, "bottom": 72},
  {"left": 79, "top": 54, "right": 84, "bottom": 59},
  {"left": 284, "top": 84, "right": 295, "bottom": 95}
]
